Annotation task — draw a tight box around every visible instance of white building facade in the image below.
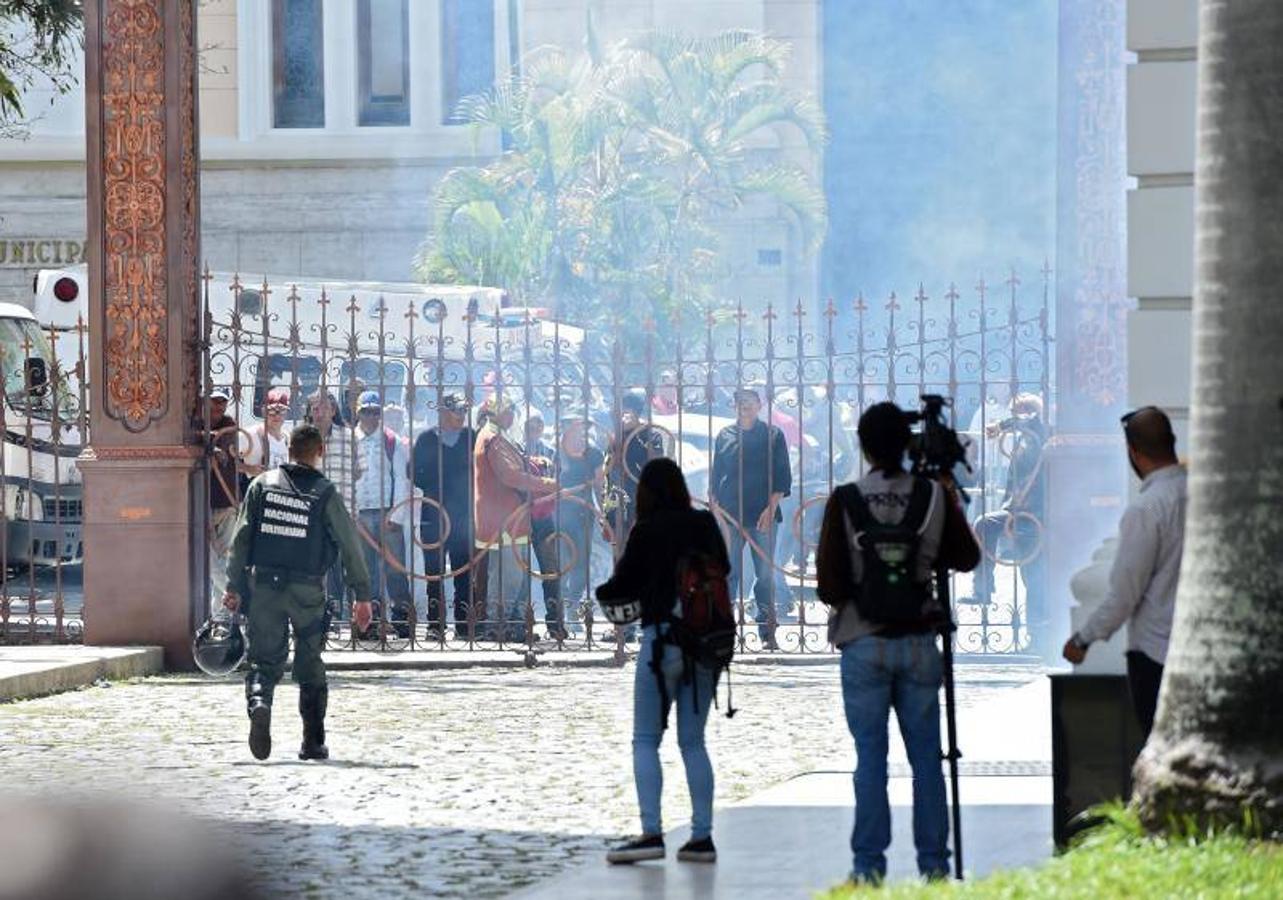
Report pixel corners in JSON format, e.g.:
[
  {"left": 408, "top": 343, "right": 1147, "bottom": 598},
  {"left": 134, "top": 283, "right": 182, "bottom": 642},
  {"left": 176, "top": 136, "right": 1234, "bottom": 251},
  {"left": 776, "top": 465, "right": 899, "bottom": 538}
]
[
  {"left": 0, "top": 0, "right": 820, "bottom": 308},
  {"left": 1126, "top": 0, "right": 1196, "bottom": 446}
]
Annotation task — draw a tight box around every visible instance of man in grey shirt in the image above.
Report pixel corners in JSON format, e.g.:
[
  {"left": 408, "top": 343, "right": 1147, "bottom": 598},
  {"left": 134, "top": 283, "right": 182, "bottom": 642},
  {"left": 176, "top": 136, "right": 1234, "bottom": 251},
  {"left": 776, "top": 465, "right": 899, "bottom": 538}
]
[{"left": 1063, "top": 406, "right": 1187, "bottom": 738}]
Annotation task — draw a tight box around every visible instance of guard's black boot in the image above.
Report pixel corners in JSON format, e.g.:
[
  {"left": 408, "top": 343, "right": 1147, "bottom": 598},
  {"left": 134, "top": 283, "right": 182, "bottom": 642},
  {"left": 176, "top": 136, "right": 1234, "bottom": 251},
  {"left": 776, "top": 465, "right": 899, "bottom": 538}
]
[
  {"left": 298, "top": 684, "right": 329, "bottom": 761},
  {"left": 245, "top": 672, "right": 273, "bottom": 761}
]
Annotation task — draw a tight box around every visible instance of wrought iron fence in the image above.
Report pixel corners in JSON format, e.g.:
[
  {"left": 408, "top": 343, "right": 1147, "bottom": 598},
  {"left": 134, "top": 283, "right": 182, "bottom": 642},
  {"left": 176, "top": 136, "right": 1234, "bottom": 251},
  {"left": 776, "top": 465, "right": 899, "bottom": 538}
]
[
  {"left": 0, "top": 315, "right": 88, "bottom": 644},
  {"left": 201, "top": 265, "right": 1053, "bottom": 656}
]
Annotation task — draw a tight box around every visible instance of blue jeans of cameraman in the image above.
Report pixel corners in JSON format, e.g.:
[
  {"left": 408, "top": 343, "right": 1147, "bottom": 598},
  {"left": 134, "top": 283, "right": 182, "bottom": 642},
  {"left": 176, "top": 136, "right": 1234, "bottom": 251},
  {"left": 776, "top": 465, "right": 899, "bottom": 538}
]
[
  {"left": 633, "top": 624, "right": 716, "bottom": 840},
  {"left": 841, "top": 632, "right": 949, "bottom": 882}
]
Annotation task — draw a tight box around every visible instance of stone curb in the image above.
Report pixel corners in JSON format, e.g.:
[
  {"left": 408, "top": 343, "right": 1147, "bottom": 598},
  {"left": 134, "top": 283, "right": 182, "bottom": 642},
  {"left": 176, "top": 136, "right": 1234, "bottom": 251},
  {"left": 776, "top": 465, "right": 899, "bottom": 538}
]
[
  {"left": 0, "top": 646, "right": 164, "bottom": 702},
  {"left": 322, "top": 652, "right": 1043, "bottom": 671},
  {"left": 324, "top": 650, "right": 624, "bottom": 671}
]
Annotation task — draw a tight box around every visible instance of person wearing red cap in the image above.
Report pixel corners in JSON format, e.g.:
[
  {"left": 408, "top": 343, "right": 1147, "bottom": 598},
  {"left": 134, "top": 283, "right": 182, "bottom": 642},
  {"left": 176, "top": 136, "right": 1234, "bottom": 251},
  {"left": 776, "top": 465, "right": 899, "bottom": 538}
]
[{"left": 243, "top": 387, "right": 292, "bottom": 477}]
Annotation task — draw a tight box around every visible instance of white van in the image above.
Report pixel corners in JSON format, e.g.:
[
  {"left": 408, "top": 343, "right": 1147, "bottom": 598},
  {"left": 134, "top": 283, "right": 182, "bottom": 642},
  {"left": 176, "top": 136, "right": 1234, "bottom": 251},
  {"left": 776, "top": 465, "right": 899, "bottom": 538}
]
[
  {"left": 0, "top": 284, "right": 84, "bottom": 567},
  {"left": 31, "top": 262, "right": 587, "bottom": 460}
]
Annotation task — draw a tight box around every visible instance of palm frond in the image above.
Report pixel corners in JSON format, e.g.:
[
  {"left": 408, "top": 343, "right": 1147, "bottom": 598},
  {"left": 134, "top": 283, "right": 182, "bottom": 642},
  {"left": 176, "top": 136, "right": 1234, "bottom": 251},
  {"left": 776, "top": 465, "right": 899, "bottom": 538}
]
[
  {"left": 721, "top": 83, "right": 827, "bottom": 148},
  {"left": 734, "top": 165, "right": 828, "bottom": 252},
  {"left": 698, "top": 31, "right": 790, "bottom": 91}
]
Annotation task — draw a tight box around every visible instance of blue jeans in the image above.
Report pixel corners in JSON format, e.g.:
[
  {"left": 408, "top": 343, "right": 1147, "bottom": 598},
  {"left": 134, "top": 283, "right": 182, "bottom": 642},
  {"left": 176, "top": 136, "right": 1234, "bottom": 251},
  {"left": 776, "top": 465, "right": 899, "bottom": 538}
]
[
  {"left": 841, "top": 632, "right": 949, "bottom": 881},
  {"left": 357, "top": 509, "right": 411, "bottom": 611},
  {"left": 727, "top": 522, "right": 791, "bottom": 638},
  {"left": 633, "top": 624, "right": 716, "bottom": 840}
]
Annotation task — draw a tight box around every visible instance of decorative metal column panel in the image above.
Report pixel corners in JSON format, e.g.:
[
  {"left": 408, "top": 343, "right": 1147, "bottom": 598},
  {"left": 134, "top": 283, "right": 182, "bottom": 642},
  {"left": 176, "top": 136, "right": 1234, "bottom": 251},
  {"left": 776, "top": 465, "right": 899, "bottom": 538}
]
[
  {"left": 88, "top": 0, "right": 201, "bottom": 439},
  {"left": 82, "top": 0, "right": 205, "bottom": 666},
  {"left": 1055, "top": 0, "right": 1129, "bottom": 428}
]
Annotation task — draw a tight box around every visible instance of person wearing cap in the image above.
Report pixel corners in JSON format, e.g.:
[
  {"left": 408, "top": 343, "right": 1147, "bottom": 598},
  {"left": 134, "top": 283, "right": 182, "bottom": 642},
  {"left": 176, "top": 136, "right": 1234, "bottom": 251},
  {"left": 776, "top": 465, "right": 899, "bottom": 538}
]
[
  {"left": 242, "top": 387, "right": 293, "bottom": 476},
  {"left": 605, "top": 391, "right": 667, "bottom": 546},
  {"left": 351, "top": 390, "right": 413, "bottom": 637},
  {"left": 412, "top": 392, "right": 478, "bottom": 639},
  {"left": 208, "top": 387, "right": 241, "bottom": 602},
  {"left": 473, "top": 395, "right": 558, "bottom": 641},
  {"left": 710, "top": 386, "right": 793, "bottom": 649}
]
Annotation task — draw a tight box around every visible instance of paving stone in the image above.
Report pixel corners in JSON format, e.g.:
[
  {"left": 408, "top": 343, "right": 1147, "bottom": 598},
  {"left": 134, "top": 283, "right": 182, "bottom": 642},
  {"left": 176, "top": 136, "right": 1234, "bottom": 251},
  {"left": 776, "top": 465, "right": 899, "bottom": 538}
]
[{"left": 0, "top": 661, "right": 1047, "bottom": 898}]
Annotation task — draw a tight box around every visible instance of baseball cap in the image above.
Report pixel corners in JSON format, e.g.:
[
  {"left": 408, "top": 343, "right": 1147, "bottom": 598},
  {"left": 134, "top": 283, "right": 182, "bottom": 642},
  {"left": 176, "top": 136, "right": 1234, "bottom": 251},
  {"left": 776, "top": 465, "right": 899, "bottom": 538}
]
[
  {"left": 440, "top": 392, "right": 469, "bottom": 413},
  {"left": 265, "top": 387, "right": 290, "bottom": 408},
  {"left": 620, "top": 392, "right": 647, "bottom": 415},
  {"left": 210, "top": 387, "right": 230, "bottom": 401},
  {"left": 357, "top": 390, "right": 382, "bottom": 411}
]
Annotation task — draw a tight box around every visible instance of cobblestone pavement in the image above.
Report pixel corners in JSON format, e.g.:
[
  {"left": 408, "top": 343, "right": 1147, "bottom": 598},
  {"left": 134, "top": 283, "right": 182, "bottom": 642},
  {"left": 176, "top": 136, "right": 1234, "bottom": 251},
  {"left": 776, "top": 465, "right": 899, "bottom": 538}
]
[{"left": 0, "top": 660, "right": 1048, "bottom": 899}]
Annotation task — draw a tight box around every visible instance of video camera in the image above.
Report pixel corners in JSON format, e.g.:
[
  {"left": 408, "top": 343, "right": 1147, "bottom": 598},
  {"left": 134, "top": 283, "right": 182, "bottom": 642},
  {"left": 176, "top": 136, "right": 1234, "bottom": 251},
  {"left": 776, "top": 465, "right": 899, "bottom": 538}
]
[{"left": 904, "top": 394, "right": 972, "bottom": 491}]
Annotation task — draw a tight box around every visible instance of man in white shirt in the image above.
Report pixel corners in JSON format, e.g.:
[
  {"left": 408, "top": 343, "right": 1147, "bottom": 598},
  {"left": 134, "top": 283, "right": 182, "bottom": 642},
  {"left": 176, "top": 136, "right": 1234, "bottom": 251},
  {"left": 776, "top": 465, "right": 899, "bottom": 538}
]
[
  {"left": 1063, "top": 406, "right": 1187, "bottom": 738},
  {"left": 352, "top": 390, "right": 413, "bottom": 636},
  {"left": 242, "top": 387, "right": 292, "bottom": 476}
]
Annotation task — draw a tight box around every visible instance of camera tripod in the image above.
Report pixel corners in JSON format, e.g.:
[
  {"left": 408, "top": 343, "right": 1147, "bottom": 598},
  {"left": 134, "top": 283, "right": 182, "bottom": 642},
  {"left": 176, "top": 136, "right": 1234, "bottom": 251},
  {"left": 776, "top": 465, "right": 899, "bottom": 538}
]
[{"left": 935, "top": 566, "right": 965, "bottom": 880}]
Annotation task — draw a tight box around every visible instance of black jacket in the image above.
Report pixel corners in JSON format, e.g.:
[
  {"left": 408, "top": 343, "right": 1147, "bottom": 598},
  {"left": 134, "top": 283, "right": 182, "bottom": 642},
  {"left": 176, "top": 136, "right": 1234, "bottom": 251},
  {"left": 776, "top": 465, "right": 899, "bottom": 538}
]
[
  {"left": 711, "top": 420, "right": 792, "bottom": 525},
  {"left": 596, "top": 508, "right": 730, "bottom": 626},
  {"left": 412, "top": 427, "right": 476, "bottom": 524}
]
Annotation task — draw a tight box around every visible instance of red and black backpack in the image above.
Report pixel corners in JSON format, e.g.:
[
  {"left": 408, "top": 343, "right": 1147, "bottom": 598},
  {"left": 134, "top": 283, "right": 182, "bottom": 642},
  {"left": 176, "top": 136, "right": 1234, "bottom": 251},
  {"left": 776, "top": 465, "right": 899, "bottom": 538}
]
[{"left": 656, "top": 545, "right": 738, "bottom": 728}]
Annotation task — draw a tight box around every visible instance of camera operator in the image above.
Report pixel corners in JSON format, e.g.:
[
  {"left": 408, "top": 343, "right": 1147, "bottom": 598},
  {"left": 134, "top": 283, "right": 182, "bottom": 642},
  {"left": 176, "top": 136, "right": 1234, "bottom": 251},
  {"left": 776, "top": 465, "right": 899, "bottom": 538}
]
[
  {"left": 816, "top": 401, "right": 977, "bottom": 885},
  {"left": 967, "top": 393, "right": 1049, "bottom": 653}
]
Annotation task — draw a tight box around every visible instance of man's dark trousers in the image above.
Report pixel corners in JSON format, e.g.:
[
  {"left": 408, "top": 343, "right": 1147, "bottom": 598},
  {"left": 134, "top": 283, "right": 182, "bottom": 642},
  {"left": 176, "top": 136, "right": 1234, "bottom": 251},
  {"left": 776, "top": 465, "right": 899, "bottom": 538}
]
[
  {"left": 530, "top": 514, "right": 562, "bottom": 627},
  {"left": 1126, "top": 650, "right": 1164, "bottom": 739},
  {"left": 422, "top": 510, "right": 473, "bottom": 633}
]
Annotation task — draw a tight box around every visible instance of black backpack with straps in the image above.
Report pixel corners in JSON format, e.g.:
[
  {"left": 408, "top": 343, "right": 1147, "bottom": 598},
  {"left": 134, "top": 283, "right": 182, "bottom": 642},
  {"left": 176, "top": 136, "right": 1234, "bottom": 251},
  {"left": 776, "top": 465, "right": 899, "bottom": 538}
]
[{"left": 835, "top": 477, "right": 935, "bottom": 627}]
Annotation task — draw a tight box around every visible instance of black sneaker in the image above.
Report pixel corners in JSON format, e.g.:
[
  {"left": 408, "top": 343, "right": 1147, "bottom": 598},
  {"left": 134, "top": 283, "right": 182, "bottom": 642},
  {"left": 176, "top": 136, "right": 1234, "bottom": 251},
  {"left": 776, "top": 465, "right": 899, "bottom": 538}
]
[
  {"left": 676, "top": 836, "right": 717, "bottom": 863},
  {"left": 248, "top": 702, "right": 272, "bottom": 761},
  {"left": 606, "top": 834, "right": 665, "bottom": 864}
]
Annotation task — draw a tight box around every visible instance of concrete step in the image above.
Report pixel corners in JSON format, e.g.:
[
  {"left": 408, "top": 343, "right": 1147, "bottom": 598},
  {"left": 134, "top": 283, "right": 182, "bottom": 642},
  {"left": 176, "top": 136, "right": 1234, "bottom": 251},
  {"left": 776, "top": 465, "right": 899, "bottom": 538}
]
[{"left": 0, "top": 645, "right": 163, "bottom": 702}]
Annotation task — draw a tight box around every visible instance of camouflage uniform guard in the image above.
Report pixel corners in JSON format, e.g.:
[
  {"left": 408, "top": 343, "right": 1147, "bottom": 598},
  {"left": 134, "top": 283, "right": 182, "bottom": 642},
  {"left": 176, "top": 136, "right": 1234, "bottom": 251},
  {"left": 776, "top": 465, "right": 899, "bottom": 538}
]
[{"left": 224, "top": 424, "right": 371, "bottom": 761}]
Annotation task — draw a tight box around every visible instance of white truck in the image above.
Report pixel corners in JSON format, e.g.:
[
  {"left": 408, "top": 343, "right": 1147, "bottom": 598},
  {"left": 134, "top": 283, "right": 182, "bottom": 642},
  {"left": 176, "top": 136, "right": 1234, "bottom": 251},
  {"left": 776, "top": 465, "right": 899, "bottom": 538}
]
[
  {"left": 3, "top": 268, "right": 85, "bottom": 568},
  {"left": 22, "top": 264, "right": 589, "bottom": 567}
]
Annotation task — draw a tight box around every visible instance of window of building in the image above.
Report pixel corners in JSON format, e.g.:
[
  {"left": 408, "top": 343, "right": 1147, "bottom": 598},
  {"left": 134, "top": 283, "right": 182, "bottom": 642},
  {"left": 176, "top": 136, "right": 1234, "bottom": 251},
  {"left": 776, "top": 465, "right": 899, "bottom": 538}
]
[
  {"left": 357, "top": 0, "right": 411, "bottom": 126},
  {"left": 272, "top": 0, "right": 325, "bottom": 129},
  {"left": 440, "top": 0, "right": 495, "bottom": 125}
]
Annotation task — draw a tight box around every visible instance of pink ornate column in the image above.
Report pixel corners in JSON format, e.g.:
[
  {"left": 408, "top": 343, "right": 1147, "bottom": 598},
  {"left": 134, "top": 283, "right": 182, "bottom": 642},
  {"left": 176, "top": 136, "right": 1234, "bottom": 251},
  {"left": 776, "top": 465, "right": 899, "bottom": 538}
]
[{"left": 81, "top": 0, "right": 205, "bottom": 667}]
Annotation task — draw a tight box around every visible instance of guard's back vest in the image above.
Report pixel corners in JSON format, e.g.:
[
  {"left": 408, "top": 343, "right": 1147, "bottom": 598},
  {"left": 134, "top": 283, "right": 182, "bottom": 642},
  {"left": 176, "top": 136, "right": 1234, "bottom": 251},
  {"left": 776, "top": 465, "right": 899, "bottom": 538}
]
[{"left": 250, "top": 465, "right": 336, "bottom": 577}]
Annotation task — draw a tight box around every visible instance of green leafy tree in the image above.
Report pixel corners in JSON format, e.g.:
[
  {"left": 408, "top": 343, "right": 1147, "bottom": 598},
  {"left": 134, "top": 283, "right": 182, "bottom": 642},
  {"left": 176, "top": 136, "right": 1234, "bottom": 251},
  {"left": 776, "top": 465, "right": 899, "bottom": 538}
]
[
  {"left": 0, "top": 0, "right": 81, "bottom": 137},
  {"left": 419, "top": 26, "right": 826, "bottom": 338}
]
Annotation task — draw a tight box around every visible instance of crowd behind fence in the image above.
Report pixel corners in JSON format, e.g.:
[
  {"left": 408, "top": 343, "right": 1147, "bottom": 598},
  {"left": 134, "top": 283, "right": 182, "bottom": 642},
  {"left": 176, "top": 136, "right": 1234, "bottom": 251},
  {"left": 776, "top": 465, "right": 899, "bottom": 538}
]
[
  {"left": 200, "top": 264, "right": 1054, "bottom": 657},
  {"left": 0, "top": 265, "right": 1052, "bottom": 655}
]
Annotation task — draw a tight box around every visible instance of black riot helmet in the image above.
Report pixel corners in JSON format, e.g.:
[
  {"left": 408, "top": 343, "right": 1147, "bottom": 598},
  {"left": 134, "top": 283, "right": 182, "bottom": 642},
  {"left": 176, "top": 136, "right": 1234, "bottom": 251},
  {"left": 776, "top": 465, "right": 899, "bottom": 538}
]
[{"left": 193, "top": 615, "right": 247, "bottom": 677}]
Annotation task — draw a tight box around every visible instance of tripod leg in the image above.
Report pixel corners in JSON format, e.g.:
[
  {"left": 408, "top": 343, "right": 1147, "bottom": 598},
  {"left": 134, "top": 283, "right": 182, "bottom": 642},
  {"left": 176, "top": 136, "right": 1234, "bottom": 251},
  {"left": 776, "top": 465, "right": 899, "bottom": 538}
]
[{"left": 937, "top": 570, "right": 965, "bottom": 880}]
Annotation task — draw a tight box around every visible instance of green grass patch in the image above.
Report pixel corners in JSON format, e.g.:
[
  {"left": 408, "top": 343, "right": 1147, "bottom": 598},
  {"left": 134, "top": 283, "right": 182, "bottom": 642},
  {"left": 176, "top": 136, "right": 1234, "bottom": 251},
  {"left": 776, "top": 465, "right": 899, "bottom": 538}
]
[{"left": 818, "top": 807, "right": 1283, "bottom": 899}]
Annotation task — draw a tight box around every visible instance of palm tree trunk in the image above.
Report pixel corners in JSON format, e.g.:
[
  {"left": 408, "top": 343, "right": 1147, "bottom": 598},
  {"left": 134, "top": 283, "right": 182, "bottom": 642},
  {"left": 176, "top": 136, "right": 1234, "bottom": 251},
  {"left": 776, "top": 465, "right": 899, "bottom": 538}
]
[{"left": 1131, "top": 0, "right": 1283, "bottom": 833}]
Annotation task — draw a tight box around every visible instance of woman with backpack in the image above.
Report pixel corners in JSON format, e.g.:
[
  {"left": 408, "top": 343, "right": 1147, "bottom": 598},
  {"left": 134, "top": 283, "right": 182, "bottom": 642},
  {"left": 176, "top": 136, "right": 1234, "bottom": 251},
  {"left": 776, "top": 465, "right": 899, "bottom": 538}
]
[{"left": 595, "top": 457, "right": 731, "bottom": 865}]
